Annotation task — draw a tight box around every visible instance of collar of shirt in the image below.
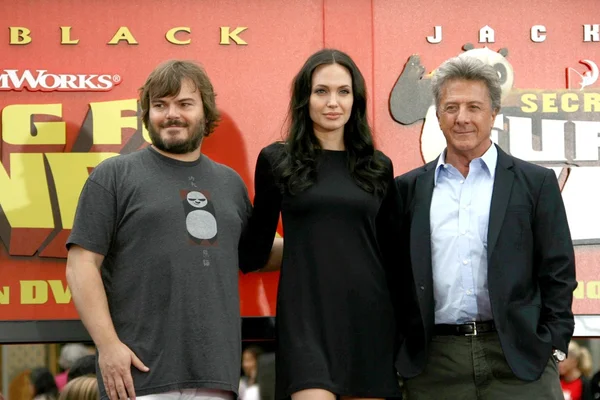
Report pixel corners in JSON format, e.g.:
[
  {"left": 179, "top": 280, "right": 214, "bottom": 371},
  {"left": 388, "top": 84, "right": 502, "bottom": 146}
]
[{"left": 434, "top": 142, "right": 498, "bottom": 186}]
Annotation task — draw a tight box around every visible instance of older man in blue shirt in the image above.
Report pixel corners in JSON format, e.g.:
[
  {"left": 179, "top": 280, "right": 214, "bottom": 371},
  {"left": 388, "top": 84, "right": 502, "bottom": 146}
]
[{"left": 394, "top": 56, "right": 576, "bottom": 400}]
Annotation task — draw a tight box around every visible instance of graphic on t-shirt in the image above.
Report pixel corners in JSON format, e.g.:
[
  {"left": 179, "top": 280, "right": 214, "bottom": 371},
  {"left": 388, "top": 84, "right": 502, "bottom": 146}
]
[{"left": 181, "top": 190, "right": 218, "bottom": 245}]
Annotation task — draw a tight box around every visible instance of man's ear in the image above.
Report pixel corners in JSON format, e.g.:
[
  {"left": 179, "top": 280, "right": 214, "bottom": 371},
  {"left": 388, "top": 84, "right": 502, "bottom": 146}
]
[{"left": 491, "top": 108, "right": 499, "bottom": 122}]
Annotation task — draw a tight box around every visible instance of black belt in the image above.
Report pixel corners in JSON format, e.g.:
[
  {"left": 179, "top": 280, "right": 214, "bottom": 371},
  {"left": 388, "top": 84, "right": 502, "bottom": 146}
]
[{"left": 434, "top": 321, "right": 496, "bottom": 336}]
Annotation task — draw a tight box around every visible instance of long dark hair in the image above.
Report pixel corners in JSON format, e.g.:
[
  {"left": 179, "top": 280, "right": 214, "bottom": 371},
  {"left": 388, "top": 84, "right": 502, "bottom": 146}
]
[{"left": 279, "top": 49, "right": 389, "bottom": 196}]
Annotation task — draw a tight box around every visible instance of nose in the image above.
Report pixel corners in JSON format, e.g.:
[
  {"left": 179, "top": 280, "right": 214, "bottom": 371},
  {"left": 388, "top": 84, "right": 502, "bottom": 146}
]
[
  {"left": 326, "top": 94, "right": 339, "bottom": 108},
  {"left": 455, "top": 105, "right": 470, "bottom": 125},
  {"left": 165, "top": 104, "right": 180, "bottom": 119}
]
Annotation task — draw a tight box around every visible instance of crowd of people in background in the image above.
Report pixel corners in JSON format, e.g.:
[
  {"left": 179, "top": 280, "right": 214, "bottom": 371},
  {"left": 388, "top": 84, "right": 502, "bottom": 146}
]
[
  {"left": 54, "top": 344, "right": 89, "bottom": 392},
  {"left": 559, "top": 341, "right": 599, "bottom": 400},
  {"left": 30, "top": 368, "right": 58, "bottom": 400},
  {"left": 0, "top": 340, "right": 597, "bottom": 400},
  {"left": 233, "top": 340, "right": 600, "bottom": 400},
  {"left": 19, "top": 343, "right": 98, "bottom": 400}
]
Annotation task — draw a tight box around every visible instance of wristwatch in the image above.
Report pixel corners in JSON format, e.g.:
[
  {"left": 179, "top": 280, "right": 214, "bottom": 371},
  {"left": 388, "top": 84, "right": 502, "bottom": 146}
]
[{"left": 552, "top": 349, "right": 566, "bottom": 363}]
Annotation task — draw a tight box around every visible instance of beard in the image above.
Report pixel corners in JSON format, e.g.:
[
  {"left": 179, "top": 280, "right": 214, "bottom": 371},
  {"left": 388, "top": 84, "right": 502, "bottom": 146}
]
[{"left": 148, "top": 117, "right": 206, "bottom": 154}]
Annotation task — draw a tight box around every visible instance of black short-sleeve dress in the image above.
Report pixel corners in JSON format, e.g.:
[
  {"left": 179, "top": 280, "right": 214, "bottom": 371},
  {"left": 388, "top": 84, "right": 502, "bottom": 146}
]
[{"left": 244, "top": 142, "right": 402, "bottom": 399}]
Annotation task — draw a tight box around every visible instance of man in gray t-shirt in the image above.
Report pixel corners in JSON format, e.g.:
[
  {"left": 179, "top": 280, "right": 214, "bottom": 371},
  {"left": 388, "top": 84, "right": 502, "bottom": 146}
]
[{"left": 66, "top": 60, "right": 281, "bottom": 400}]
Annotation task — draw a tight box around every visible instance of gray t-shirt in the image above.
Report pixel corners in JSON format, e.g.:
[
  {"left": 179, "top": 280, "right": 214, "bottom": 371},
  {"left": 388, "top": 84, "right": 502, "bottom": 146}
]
[{"left": 67, "top": 146, "right": 252, "bottom": 399}]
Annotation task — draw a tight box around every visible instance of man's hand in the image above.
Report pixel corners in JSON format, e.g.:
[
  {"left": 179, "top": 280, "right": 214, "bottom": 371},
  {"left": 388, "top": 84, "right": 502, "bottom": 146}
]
[{"left": 98, "top": 341, "right": 149, "bottom": 400}]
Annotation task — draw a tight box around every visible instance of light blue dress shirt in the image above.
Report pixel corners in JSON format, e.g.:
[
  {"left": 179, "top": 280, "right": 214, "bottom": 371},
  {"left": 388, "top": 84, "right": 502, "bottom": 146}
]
[{"left": 430, "top": 144, "right": 497, "bottom": 324}]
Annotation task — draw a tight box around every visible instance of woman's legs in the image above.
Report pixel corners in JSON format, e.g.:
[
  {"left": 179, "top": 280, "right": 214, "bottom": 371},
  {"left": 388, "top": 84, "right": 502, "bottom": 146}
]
[{"left": 291, "top": 388, "right": 336, "bottom": 400}]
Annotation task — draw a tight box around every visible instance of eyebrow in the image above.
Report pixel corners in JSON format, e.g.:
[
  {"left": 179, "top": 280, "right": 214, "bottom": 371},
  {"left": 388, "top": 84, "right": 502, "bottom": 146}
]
[
  {"left": 443, "top": 100, "right": 485, "bottom": 105},
  {"left": 152, "top": 97, "right": 197, "bottom": 103},
  {"left": 313, "top": 84, "right": 352, "bottom": 89}
]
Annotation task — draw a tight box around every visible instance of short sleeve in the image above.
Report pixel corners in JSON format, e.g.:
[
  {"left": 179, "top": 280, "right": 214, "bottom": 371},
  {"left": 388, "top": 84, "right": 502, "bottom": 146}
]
[
  {"left": 239, "top": 180, "right": 253, "bottom": 233},
  {"left": 66, "top": 168, "right": 117, "bottom": 256}
]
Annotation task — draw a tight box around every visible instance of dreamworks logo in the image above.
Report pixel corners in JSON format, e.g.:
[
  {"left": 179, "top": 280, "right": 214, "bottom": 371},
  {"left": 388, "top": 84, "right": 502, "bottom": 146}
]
[{"left": 0, "top": 69, "right": 122, "bottom": 92}]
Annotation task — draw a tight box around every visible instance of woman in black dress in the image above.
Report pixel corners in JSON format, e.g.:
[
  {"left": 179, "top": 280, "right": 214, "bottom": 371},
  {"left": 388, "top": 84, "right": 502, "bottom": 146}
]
[{"left": 243, "top": 49, "right": 404, "bottom": 400}]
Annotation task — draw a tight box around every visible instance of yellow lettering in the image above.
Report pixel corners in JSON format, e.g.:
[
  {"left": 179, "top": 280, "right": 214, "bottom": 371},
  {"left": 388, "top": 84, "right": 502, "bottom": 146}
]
[
  {"left": 583, "top": 93, "right": 600, "bottom": 112},
  {"left": 20, "top": 280, "right": 48, "bottom": 304},
  {"left": 89, "top": 99, "right": 140, "bottom": 145},
  {"left": 48, "top": 280, "right": 71, "bottom": 304},
  {"left": 220, "top": 26, "right": 248, "bottom": 45},
  {"left": 573, "top": 281, "right": 585, "bottom": 299},
  {"left": 520, "top": 92, "right": 600, "bottom": 113},
  {"left": 9, "top": 27, "right": 32, "bottom": 45},
  {"left": 0, "top": 286, "right": 9, "bottom": 304},
  {"left": 541, "top": 93, "right": 558, "bottom": 112},
  {"left": 587, "top": 281, "right": 600, "bottom": 299},
  {"left": 0, "top": 153, "right": 53, "bottom": 228},
  {"left": 520, "top": 94, "right": 538, "bottom": 113},
  {"left": 60, "top": 26, "right": 79, "bottom": 45},
  {"left": 560, "top": 93, "right": 579, "bottom": 113},
  {"left": 108, "top": 27, "right": 138, "bottom": 45},
  {"left": 2, "top": 104, "right": 65, "bottom": 145},
  {"left": 45, "top": 153, "right": 118, "bottom": 229},
  {"left": 166, "top": 27, "right": 191, "bottom": 45}
]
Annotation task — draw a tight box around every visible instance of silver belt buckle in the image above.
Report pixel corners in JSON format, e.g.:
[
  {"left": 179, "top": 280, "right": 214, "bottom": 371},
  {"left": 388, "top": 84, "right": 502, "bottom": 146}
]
[{"left": 465, "top": 321, "right": 478, "bottom": 336}]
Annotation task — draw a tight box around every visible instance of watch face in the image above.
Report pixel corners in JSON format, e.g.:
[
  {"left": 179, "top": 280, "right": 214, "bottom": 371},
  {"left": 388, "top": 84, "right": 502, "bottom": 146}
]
[{"left": 554, "top": 350, "right": 566, "bottom": 362}]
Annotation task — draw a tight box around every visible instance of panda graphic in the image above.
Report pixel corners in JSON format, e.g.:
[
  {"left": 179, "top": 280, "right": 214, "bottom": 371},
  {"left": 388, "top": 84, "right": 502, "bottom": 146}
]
[
  {"left": 181, "top": 190, "right": 218, "bottom": 245},
  {"left": 390, "top": 44, "right": 515, "bottom": 162}
]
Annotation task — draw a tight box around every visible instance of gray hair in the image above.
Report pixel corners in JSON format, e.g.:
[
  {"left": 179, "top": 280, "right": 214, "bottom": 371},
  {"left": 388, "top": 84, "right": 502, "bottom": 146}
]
[
  {"left": 431, "top": 56, "right": 502, "bottom": 112},
  {"left": 59, "top": 343, "right": 90, "bottom": 370}
]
